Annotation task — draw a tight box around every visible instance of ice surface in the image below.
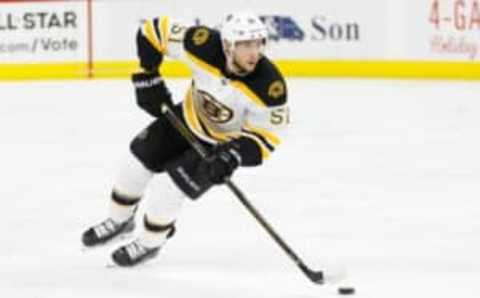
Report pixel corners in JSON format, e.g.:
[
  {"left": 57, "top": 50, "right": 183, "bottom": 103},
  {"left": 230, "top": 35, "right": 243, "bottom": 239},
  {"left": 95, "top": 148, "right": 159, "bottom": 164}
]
[{"left": 0, "top": 78, "right": 479, "bottom": 297}]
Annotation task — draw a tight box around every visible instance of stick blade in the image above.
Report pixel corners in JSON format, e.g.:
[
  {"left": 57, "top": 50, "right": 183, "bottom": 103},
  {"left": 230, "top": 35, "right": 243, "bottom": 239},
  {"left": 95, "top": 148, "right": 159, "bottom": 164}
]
[
  {"left": 307, "top": 270, "right": 325, "bottom": 284},
  {"left": 306, "top": 263, "right": 347, "bottom": 285}
]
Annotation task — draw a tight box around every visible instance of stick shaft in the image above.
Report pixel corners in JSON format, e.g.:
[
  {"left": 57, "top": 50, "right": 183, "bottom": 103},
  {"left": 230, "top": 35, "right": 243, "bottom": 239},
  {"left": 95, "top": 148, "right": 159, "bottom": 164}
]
[{"left": 161, "top": 104, "right": 323, "bottom": 284}]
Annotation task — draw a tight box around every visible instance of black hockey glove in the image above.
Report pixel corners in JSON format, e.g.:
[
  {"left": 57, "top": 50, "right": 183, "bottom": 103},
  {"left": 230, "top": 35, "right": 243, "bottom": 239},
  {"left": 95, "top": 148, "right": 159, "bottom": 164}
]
[
  {"left": 166, "top": 142, "right": 242, "bottom": 199},
  {"left": 203, "top": 142, "right": 242, "bottom": 184},
  {"left": 132, "top": 70, "right": 173, "bottom": 118},
  {"left": 166, "top": 150, "right": 213, "bottom": 200}
]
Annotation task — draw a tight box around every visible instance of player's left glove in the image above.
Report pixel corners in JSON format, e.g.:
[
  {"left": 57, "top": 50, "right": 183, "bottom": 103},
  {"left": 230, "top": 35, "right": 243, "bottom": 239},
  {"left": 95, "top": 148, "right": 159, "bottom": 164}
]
[{"left": 203, "top": 142, "right": 242, "bottom": 184}]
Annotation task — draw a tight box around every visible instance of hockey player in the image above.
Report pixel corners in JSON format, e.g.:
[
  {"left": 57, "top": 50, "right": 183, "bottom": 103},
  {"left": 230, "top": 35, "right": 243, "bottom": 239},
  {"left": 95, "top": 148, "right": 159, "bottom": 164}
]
[{"left": 82, "top": 11, "right": 289, "bottom": 267}]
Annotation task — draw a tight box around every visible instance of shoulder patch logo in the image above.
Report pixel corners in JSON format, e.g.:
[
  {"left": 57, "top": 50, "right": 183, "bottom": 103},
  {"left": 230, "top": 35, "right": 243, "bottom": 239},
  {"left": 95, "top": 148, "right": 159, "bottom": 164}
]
[
  {"left": 268, "top": 80, "right": 285, "bottom": 99},
  {"left": 192, "top": 28, "right": 209, "bottom": 46}
]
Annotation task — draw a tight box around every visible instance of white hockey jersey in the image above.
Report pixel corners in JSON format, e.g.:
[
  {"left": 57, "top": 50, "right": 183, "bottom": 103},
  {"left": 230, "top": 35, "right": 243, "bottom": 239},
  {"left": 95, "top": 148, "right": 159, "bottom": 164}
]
[{"left": 139, "top": 16, "right": 289, "bottom": 165}]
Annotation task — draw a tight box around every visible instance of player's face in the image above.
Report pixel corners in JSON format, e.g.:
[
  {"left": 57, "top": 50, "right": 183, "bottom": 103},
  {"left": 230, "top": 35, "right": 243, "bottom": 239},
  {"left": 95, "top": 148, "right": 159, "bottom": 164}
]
[{"left": 232, "top": 39, "right": 264, "bottom": 73}]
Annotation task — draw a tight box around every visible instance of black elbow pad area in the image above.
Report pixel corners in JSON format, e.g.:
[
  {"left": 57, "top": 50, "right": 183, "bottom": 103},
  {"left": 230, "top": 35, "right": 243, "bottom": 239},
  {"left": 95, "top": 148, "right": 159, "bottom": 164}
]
[
  {"left": 136, "top": 29, "right": 164, "bottom": 72},
  {"left": 236, "top": 137, "right": 263, "bottom": 166}
]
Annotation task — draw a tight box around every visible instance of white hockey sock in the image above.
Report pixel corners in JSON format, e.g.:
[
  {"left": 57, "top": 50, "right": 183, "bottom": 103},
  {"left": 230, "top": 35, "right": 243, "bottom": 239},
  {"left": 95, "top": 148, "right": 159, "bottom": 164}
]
[
  {"left": 109, "top": 152, "right": 154, "bottom": 223},
  {"left": 138, "top": 176, "right": 186, "bottom": 248},
  {"left": 109, "top": 193, "right": 139, "bottom": 224},
  {"left": 139, "top": 223, "right": 172, "bottom": 248}
]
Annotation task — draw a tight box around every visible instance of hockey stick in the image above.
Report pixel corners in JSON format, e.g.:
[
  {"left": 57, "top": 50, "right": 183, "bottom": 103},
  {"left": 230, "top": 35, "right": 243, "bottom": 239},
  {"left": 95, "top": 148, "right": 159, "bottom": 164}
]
[{"left": 161, "top": 104, "right": 325, "bottom": 285}]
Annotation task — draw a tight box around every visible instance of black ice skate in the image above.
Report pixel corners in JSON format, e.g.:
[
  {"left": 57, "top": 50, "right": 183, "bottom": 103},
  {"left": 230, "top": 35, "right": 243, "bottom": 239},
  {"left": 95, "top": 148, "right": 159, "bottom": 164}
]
[
  {"left": 111, "top": 226, "right": 175, "bottom": 267},
  {"left": 111, "top": 240, "right": 161, "bottom": 267},
  {"left": 82, "top": 216, "right": 135, "bottom": 247}
]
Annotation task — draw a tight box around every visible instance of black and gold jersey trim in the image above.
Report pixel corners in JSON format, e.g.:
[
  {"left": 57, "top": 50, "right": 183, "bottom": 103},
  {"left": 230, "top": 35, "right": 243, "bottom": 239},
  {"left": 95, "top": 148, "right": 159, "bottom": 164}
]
[
  {"left": 240, "top": 121, "right": 281, "bottom": 160},
  {"left": 241, "top": 129, "right": 275, "bottom": 152},
  {"left": 183, "top": 26, "right": 287, "bottom": 108},
  {"left": 183, "top": 26, "right": 225, "bottom": 71},
  {"left": 141, "top": 16, "right": 170, "bottom": 54},
  {"left": 238, "top": 58, "right": 287, "bottom": 107}
]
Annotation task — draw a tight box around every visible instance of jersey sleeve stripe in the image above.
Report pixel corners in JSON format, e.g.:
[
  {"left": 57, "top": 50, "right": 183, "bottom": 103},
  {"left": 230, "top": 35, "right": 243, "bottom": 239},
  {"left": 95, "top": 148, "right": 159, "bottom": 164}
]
[
  {"left": 241, "top": 129, "right": 275, "bottom": 151},
  {"left": 243, "top": 122, "right": 281, "bottom": 146},
  {"left": 143, "top": 20, "right": 163, "bottom": 53},
  {"left": 160, "top": 16, "right": 170, "bottom": 53}
]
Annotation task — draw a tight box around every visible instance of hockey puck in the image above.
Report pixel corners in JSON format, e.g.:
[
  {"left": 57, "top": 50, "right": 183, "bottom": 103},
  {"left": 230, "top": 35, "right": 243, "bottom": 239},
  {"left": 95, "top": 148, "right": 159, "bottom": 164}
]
[{"left": 338, "top": 287, "right": 355, "bottom": 295}]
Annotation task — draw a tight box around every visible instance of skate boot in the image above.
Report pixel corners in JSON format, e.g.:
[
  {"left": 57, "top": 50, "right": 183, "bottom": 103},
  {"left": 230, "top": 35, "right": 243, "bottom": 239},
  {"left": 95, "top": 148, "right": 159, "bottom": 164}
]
[
  {"left": 111, "top": 224, "right": 175, "bottom": 267},
  {"left": 82, "top": 216, "right": 135, "bottom": 247}
]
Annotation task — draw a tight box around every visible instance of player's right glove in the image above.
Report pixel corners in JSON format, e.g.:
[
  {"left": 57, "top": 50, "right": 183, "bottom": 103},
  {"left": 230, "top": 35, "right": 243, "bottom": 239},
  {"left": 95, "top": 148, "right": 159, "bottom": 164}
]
[
  {"left": 132, "top": 70, "right": 173, "bottom": 117},
  {"left": 165, "top": 142, "right": 241, "bottom": 200},
  {"left": 202, "top": 142, "right": 241, "bottom": 184}
]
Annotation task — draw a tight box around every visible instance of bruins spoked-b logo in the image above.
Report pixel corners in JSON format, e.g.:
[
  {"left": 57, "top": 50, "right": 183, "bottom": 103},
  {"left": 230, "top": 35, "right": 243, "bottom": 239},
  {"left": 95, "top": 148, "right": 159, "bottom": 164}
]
[
  {"left": 268, "top": 80, "right": 285, "bottom": 99},
  {"left": 197, "top": 90, "right": 233, "bottom": 124},
  {"left": 192, "top": 28, "right": 209, "bottom": 46}
]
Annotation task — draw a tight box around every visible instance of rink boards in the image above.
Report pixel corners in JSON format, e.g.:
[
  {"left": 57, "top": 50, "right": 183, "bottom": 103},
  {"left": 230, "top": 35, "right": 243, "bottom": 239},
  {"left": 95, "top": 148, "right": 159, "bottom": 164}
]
[{"left": 0, "top": 0, "right": 479, "bottom": 79}]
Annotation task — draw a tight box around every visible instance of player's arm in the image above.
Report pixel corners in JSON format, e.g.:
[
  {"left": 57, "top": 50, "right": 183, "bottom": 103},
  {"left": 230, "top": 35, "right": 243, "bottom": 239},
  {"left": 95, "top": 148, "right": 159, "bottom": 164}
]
[
  {"left": 201, "top": 99, "right": 289, "bottom": 187},
  {"left": 215, "top": 79, "right": 289, "bottom": 170},
  {"left": 136, "top": 16, "right": 187, "bottom": 71},
  {"left": 132, "top": 16, "right": 188, "bottom": 117},
  {"left": 238, "top": 101, "right": 289, "bottom": 166},
  {"left": 234, "top": 69, "right": 289, "bottom": 167}
]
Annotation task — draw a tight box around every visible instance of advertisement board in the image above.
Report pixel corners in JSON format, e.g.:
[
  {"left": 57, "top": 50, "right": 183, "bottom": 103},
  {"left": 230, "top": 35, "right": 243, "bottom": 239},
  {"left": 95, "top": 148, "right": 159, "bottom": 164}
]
[
  {"left": 0, "top": 0, "right": 478, "bottom": 79},
  {"left": 406, "top": 0, "right": 480, "bottom": 61},
  {"left": 92, "top": 0, "right": 389, "bottom": 61},
  {"left": 0, "top": 1, "right": 88, "bottom": 63}
]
